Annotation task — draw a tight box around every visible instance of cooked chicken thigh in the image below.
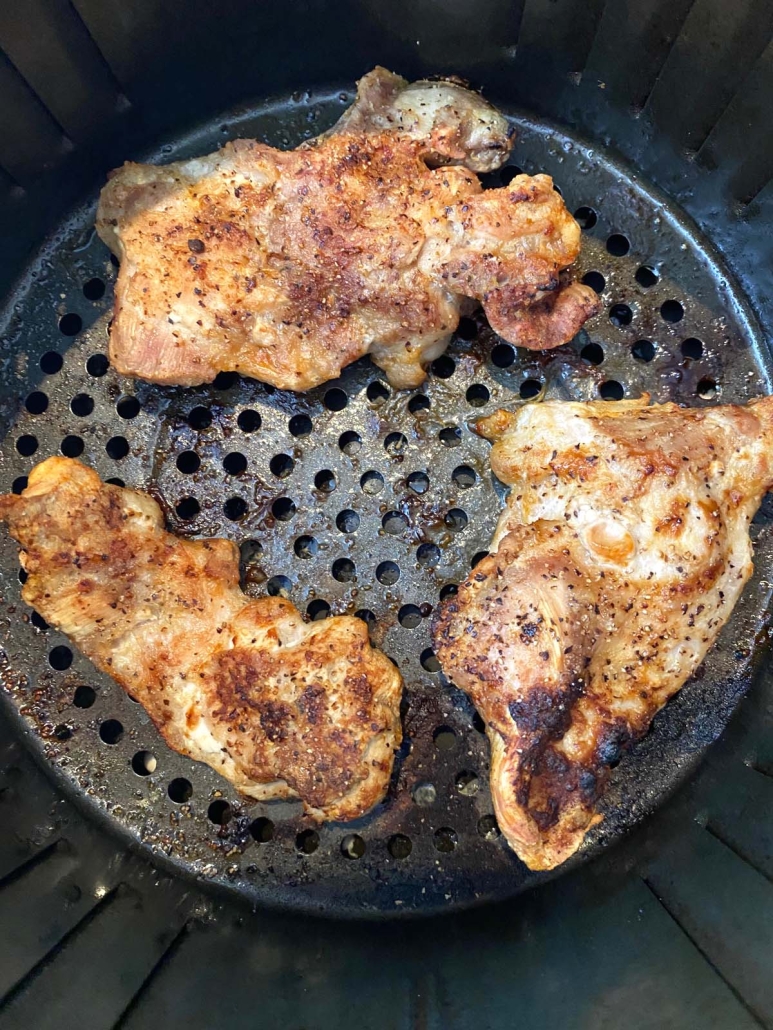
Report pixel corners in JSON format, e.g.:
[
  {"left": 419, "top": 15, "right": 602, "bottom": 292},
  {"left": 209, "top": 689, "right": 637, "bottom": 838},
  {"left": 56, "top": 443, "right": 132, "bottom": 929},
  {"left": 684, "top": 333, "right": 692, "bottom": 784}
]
[
  {"left": 326, "top": 67, "right": 514, "bottom": 173},
  {"left": 0, "top": 458, "right": 402, "bottom": 821},
  {"left": 433, "top": 396, "right": 773, "bottom": 870},
  {"left": 96, "top": 68, "right": 598, "bottom": 391}
]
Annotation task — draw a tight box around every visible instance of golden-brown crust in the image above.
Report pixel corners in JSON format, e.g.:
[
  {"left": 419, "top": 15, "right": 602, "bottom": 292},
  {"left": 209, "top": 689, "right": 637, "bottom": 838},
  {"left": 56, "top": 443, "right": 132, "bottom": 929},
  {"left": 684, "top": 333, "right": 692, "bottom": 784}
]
[
  {"left": 97, "top": 132, "right": 597, "bottom": 391},
  {"left": 0, "top": 457, "right": 403, "bottom": 821},
  {"left": 485, "top": 280, "right": 601, "bottom": 351},
  {"left": 433, "top": 396, "right": 773, "bottom": 869}
]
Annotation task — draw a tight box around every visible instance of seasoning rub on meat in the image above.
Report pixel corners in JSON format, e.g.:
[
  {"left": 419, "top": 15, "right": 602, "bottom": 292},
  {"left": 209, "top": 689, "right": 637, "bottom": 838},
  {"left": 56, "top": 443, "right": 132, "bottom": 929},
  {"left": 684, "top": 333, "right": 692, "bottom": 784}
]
[
  {"left": 0, "top": 457, "right": 403, "bottom": 821},
  {"left": 97, "top": 67, "right": 598, "bottom": 392},
  {"left": 434, "top": 395, "right": 773, "bottom": 869}
]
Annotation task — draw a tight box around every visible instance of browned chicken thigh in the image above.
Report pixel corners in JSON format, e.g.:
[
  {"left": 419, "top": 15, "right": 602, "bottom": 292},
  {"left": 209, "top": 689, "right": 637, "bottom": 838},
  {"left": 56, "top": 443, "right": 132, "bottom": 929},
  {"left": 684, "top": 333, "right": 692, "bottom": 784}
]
[
  {"left": 0, "top": 458, "right": 403, "bottom": 821},
  {"left": 96, "top": 67, "right": 598, "bottom": 391},
  {"left": 324, "top": 66, "right": 515, "bottom": 173},
  {"left": 433, "top": 396, "right": 773, "bottom": 870}
]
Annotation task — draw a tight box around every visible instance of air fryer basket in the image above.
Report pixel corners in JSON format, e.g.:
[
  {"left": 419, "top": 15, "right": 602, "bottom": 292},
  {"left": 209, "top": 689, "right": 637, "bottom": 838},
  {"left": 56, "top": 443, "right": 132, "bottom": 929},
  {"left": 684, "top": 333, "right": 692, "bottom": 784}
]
[{"left": 2, "top": 1, "right": 773, "bottom": 1027}]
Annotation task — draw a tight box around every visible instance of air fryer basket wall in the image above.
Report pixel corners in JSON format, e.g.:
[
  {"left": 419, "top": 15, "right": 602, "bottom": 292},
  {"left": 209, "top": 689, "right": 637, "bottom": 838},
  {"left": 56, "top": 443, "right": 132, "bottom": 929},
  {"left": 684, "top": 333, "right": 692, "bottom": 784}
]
[{"left": 2, "top": 1, "right": 773, "bottom": 1027}]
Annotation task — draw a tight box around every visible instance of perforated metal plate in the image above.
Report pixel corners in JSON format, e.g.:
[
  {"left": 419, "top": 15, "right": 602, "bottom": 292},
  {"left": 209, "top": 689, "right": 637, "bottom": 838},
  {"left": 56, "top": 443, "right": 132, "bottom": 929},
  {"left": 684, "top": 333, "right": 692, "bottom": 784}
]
[{"left": 0, "top": 89, "right": 771, "bottom": 917}]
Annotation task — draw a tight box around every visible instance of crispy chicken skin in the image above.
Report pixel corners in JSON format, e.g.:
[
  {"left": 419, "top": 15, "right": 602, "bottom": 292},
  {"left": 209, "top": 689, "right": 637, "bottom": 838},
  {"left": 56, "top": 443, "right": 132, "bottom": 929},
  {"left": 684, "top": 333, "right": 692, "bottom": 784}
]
[
  {"left": 0, "top": 458, "right": 402, "bottom": 821},
  {"left": 433, "top": 396, "right": 773, "bottom": 870},
  {"left": 96, "top": 68, "right": 598, "bottom": 391}
]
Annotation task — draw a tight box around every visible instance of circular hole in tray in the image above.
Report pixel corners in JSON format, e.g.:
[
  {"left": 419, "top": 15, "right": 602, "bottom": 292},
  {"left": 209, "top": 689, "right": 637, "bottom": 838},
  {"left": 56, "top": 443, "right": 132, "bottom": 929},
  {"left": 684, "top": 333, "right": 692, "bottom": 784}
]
[
  {"left": 168, "top": 778, "right": 193, "bottom": 804},
  {"left": 132, "top": 750, "right": 157, "bottom": 776},
  {"left": 250, "top": 817, "right": 275, "bottom": 842},
  {"left": 336, "top": 509, "right": 360, "bottom": 533},
  {"left": 40, "top": 351, "right": 63, "bottom": 375},
  {"left": 99, "top": 719, "right": 124, "bottom": 745},
  {"left": 296, "top": 829, "right": 320, "bottom": 854},
  {"left": 388, "top": 834, "right": 412, "bottom": 858}
]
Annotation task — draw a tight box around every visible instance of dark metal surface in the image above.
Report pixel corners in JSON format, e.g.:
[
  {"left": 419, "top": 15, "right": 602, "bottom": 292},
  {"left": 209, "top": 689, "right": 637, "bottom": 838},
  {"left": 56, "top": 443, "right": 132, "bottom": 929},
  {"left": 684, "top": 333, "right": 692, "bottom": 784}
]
[
  {"left": 2, "top": 671, "right": 773, "bottom": 1029},
  {"left": 0, "top": 0, "right": 772, "bottom": 1023},
  {"left": 0, "top": 92, "right": 771, "bottom": 917}
]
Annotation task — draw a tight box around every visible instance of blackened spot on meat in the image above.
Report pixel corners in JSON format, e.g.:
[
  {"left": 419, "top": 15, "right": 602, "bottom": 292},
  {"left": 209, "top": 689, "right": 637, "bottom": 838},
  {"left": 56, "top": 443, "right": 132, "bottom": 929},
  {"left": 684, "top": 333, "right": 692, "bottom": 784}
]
[
  {"left": 595, "top": 719, "right": 631, "bottom": 766},
  {"left": 530, "top": 798, "right": 560, "bottom": 831},
  {"left": 541, "top": 748, "right": 569, "bottom": 776},
  {"left": 298, "top": 684, "right": 326, "bottom": 725},
  {"left": 508, "top": 677, "right": 585, "bottom": 738},
  {"left": 514, "top": 758, "right": 535, "bottom": 808},
  {"left": 258, "top": 700, "right": 292, "bottom": 743},
  {"left": 578, "top": 769, "right": 599, "bottom": 801}
]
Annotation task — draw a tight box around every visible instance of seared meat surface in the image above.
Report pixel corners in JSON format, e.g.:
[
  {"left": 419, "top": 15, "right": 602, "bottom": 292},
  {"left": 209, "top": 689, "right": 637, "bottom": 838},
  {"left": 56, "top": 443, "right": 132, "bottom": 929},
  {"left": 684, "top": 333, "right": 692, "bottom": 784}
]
[
  {"left": 97, "top": 67, "right": 598, "bottom": 391},
  {"left": 433, "top": 396, "right": 773, "bottom": 869},
  {"left": 0, "top": 458, "right": 402, "bottom": 820},
  {"left": 325, "top": 66, "right": 514, "bottom": 173}
]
